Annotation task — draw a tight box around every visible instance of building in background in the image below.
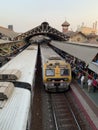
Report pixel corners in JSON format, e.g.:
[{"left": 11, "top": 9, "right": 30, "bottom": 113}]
[
  {"left": 66, "top": 31, "right": 88, "bottom": 43},
  {"left": 8, "top": 25, "right": 13, "bottom": 31},
  {"left": 62, "top": 20, "right": 98, "bottom": 44},
  {"left": 0, "top": 26, "right": 18, "bottom": 41},
  {"left": 62, "top": 20, "right": 70, "bottom": 33},
  {"left": 77, "top": 21, "right": 97, "bottom": 35}
]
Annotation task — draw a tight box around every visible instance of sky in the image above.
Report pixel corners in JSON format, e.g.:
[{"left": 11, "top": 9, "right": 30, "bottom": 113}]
[{"left": 0, "top": 0, "right": 98, "bottom": 33}]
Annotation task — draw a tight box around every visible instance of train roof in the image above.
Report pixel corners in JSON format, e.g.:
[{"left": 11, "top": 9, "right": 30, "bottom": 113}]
[
  {"left": 0, "top": 86, "right": 30, "bottom": 130},
  {"left": 40, "top": 45, "right": 63, "bottom": 63},
  {"left": 0, "top": 44, "right": 38, "bottom": 87},
  {"left": 48, "top": 55, "right": 62, "bottom": 60}
]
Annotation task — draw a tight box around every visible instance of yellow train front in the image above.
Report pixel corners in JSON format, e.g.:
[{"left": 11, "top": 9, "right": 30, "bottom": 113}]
[{"left": 43, "top": 57, "right": 72, "bottom": 92}]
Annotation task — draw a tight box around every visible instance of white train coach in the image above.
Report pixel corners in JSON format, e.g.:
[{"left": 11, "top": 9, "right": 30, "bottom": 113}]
[{"left": 0, "top": 44, "right": 38, "bottom": 130}]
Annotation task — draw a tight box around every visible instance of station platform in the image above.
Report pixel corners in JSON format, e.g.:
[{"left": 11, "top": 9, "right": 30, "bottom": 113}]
[
  {"left": 71, "top": 80, "right": 98, "bottom": 130},
  {"left": 83, "top": 84, "right": 98, "bottom": 106}
]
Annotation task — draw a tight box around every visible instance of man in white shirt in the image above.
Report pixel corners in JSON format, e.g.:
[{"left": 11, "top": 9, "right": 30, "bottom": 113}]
[
  {"left": 87, "top": 79, "right": 92, "bottom": 92},
  {"left": 81, "top": 74, "right": 85, "bottom": 88}
]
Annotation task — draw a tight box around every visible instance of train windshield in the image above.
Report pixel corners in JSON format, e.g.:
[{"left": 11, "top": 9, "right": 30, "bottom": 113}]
[
  {"left": 46, "top": 69, "right": 55, "bottom": 76},
  {"left": 60, "top": 69, "right": 69, "bottom": 76}
]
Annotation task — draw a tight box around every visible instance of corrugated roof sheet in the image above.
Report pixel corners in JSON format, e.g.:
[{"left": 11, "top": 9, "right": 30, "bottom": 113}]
[
  {"left": 0, "top": 45, "right": 38, "bottom": 85},
  {"left": 0, "top": 39, "right": 11, "bottom": 44},
  {"left": 0, "top": 87, "right": 30, "bottom": 130},
  {"left": 0, "top": 26, "right": 18, "bottom": 38},
  {"left": 88, "top": 62, "right": 98, "bottom": 74},
  {"left": 51, "top": 41, "right": 98, "bottom": 64},
  {"left": 50, "top": 41, "right": 98, "bottom": 73}
]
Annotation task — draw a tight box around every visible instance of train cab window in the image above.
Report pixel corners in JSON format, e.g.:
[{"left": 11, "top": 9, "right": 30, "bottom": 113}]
[
  {"left": 46, "top": 69, "right": 54, "bottom": 76},
  {"left": 60, "top": 69, "right": 69, "bottom": 76}
]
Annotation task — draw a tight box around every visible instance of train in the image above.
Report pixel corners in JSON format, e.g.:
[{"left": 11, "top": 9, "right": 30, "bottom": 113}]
[
  {"left": 40, "top": 44, "right": 72, "bottom": 92},
  {"left": 0, "top": 44, "right": 38, "bottom": 130}
]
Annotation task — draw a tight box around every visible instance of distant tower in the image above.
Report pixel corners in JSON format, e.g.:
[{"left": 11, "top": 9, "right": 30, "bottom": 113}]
[
  {"left": 8, "top": 25, "right": 13, "bottom": 31},
  {"left": 94, "top": 21, "right": 97, "bottom": 33},
  {"left": 92, "top": 21, "right": 97, "bottom": 34},
  {"left": 62, "top": 20, "right": 70, "bottom": 33}
]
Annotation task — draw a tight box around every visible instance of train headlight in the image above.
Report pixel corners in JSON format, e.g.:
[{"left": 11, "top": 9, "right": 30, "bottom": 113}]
[
  {"left": 60, "top": 83, "right": 64, "bottom": 86},
  {"left": 60, "top": 80, "right": 63, "bottom": 83},
  {"left": 64, "top": 78, "right": 68, "bottom": 81},
  {"left": 52, "top": 80, "right": 55, "bottom": 83},
  {"left": 60, "top": 80, "right": 63, "bottom": 86},
  {"left": 47, "top": 79, "right": 51, "bottom": 81},
  {"left": 51, "top": 83, "right": 54, "bottom": 86},
  {"left": 51, "top": 80, "right": 54, "bottom": 86}
]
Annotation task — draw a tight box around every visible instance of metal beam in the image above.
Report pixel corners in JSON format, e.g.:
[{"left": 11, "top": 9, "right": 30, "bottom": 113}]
[{"left": 14, "top": 22, "right": 69, "bottom": 41}]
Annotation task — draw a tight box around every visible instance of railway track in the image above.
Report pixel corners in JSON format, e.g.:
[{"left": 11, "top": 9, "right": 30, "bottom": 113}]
[
  {"left": 42, "top": 90, "right": 92, "bottom": 130},
  {"left": 50, "top": 93, "right": 82, "bottom": 130}
]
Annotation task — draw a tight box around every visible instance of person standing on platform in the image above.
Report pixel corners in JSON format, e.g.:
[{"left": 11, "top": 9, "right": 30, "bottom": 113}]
[
  {"left": 80, "top": 73, "right": 85, "bottom": 88},
  {"left": 87, "top": 73, "right": 93, "bottom": 92},
  {"left": 87, "top": 78, "right": 93, "bottom": 92}
]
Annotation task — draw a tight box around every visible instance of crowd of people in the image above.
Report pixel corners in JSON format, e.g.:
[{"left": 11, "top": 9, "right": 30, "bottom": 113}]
[{"left": 65, "top": 54, "right": 98, "bottom": 93}]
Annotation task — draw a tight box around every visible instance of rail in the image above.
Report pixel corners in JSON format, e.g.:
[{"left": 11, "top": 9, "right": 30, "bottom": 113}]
[{"left": 50, "top": 93, "right": 82, "bottom": 130}]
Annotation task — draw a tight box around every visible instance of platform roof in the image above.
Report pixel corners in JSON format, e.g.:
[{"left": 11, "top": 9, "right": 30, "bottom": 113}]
[
  {"left": 50, "top": 41, "right": 98, "bottom": 74},
  {"left": 0, "top": 39, "right": 12, "bottom": 44},
  {"left": 88, "top": 62, "right": 98, "bottom": 74},
  {"left": 0, "top": 26, "right": 18, "bottom": 39},
  {"left": 51, "top": 41, "right": 98, "bottom": 64}
]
